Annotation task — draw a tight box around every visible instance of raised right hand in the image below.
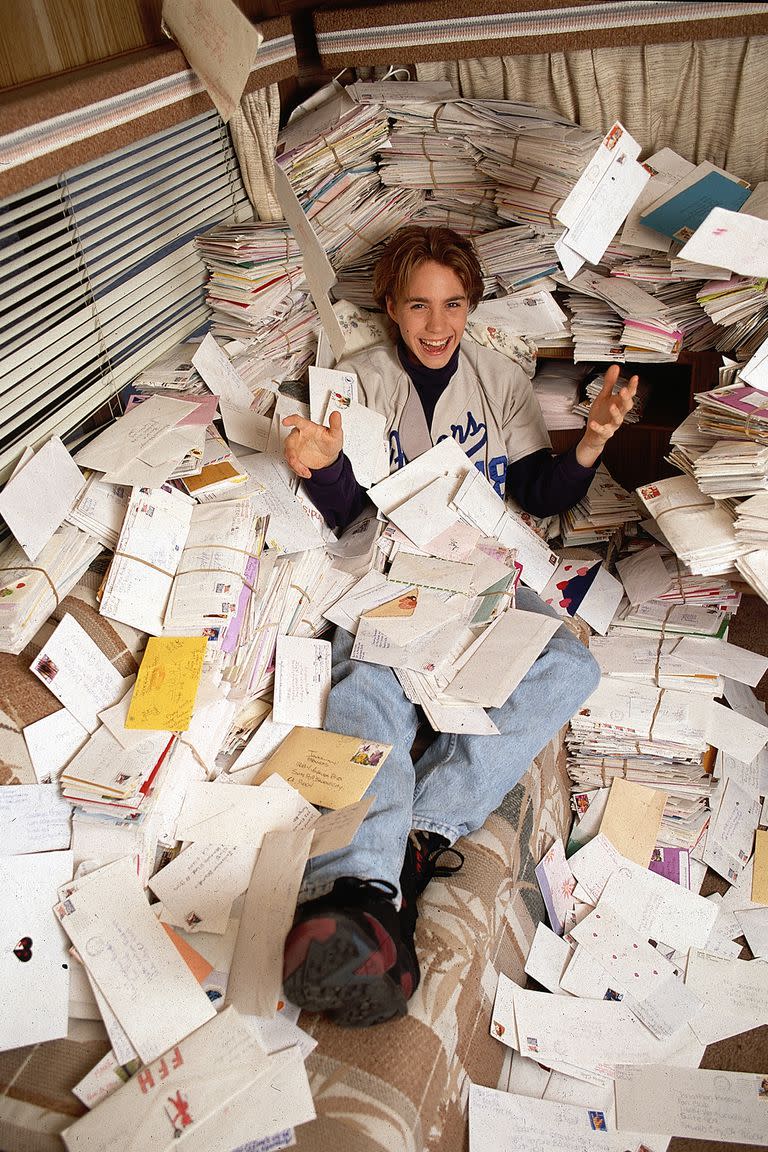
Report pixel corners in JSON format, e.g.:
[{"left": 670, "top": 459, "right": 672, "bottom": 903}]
[{"left": 282, "top": 409, "right": 344, "bottom": 480}]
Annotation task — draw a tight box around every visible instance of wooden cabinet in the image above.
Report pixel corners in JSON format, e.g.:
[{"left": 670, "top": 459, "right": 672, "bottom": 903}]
[{"left": 547, "top": 348, "right": 721, "bottom": 493}]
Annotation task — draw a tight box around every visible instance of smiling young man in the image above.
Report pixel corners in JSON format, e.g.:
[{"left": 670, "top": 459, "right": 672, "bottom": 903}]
[{"left": 280, "top": 226, "right": 634, "bottom": 1028}]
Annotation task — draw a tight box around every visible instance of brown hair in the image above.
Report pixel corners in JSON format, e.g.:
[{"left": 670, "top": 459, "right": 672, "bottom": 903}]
[{"left": 372, "top": 225, "right": 484, "bottom": 312}]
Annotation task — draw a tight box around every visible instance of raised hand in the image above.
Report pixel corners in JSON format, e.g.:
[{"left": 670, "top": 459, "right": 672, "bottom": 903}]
[
  {"left": 282, "top": 409, "right": 344, "bottom": 480},
  {"left": 576, "top": 363, "right": 638, "bottom": 468}
]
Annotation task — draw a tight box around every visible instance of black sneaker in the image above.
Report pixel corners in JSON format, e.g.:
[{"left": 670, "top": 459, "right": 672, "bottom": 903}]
[
  {"left": 398, "top": 831, "right": 465, "bottom": 956},
  {"left": 401, "top": 830, "right": 465, "bottom": 903},
  {"left": 283, "top": 877, "right": 419, "bottom": 1028}
]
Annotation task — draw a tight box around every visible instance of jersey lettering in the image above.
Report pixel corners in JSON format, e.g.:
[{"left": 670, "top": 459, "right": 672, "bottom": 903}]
[{"left": 389, "top": 429, "right": 407, "bottom": 471}]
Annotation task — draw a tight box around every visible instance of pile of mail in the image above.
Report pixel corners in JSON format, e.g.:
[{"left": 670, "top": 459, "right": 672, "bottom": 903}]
[
  {"left": 572, "top": 369, "right": 649, "bottom": 425},
  {"left": 480, "top": 808, "right": 768, "bottom": 1150},
  {"left": 531, "top": 360, "right": 588, "bottom": 431},
  {"left": 560, "top": 465, "right": 641, "bottom": 546}
]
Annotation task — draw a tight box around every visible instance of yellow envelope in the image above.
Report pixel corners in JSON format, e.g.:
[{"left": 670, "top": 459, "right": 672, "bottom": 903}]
[
  {"left": 125, "top": 636, "right": 207, "bottom": 731},
  {"left": 752, "top": 829, "right": 768, "bottom": 905},
  {"left": 599, "top": 777, "right": 668, "bottom": 867},
  {"left": 254, "top": 727, "right": 390, "bottom": 809}
]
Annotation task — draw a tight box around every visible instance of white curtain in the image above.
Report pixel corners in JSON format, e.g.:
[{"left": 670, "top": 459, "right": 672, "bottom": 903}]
[
  {"left": 416, "top": 36, "right": 768, "bottom": 187},
  {"left": 229, "top": 83, "right": 282, "bottom": 220}
]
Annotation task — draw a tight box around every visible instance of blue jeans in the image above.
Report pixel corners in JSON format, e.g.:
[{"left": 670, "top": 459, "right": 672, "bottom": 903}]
[{"left": 299, "top": 587, "right": 600, "bottom": 903}]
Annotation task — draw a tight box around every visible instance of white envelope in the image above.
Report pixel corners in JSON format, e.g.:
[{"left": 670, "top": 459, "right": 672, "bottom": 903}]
[
  {"left": 367, "top": 435, "right": 472, "bottom": 518},
  {"left": 0, "top": 850, "right": 72, "bottom": 1052},
  {"left": 615, "top": 1064, "right": 768, "bottom": 1147},
  {"left": 75, "top": 395, "right": 193, "bottom": 476},
  {"left": 445, "top": 608, "right": 560, "bottom": 709},
  {"left": 0, "top": 436, "right": 85, "bottom": 561},
  {"left": 55, "top": 857, "right": 216, "bottom": 1063},
  {"left": 29, "top": 613, "right": 127, "bottom": 733},
  {"left": 61, "top": 1007, "right": 269, "bottom": 1152},
  {"left": 175, "top": 779, "right": 319, "bottom": 847},
  {"left": 272, "top": 635, "right": 332, "bottom": 728}
]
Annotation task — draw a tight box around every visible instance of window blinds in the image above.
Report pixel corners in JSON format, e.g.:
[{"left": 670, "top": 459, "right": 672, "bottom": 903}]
[{"left": 0, "top": 110, "right": 251, "bottom": 486}]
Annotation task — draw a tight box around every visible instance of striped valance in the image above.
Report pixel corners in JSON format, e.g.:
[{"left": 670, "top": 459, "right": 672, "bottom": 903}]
[
  {"left": 314, "top": 1, "right": 768, "bottom": 68},
  {"left": 0, "top": 16, "right": 296, "bottom": 198}
]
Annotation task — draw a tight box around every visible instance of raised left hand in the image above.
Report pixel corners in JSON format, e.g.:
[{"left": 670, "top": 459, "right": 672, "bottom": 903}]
[{"left": 575, "top": 363, "right": 638, "bottom": 468}]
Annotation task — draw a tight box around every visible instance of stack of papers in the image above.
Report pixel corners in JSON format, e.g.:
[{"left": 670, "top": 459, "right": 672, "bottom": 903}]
[
  {"left": 635, "top": 475, "right": 740, "bottom": 576},
  {"left": 693, "top": 379, "right": 768, "bottom": 443},
  {"left": 531, "top": 360, "right": 588, "bottom": 430},
  {"left": 692, "top": 438, "right": 768, "bottom": 498},
  {"left": 572, "top": 370, "right": 649, "bottom": 425},
  {"left": 0, "top": 524, "right": 102, "bottom": 654},
  {"left": 473, "top": 224, "right": 561, "bottom": 297},
  {"left": 560, "top": 465, "right": 641, "bottom": 546},
  {"left": 735, "top": 491, "right": 768, "bottom": 546}
]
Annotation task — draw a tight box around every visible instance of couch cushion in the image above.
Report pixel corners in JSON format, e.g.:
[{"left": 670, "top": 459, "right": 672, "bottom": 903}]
[{"left": 294, "top": 729, "right": 572, "bottom": 1152}]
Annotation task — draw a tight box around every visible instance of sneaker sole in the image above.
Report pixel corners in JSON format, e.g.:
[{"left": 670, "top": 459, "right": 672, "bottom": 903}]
[{"left": 284, "top": 912, "right": 408, "bottom": 1028}]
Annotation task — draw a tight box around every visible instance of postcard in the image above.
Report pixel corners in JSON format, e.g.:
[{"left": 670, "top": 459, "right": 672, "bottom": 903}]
[
  {"left": 255, "top": 726, "right": 390, "bottom": 809},
  {"left": 0, "top": 850, "right": 72, "bottom": 1052},
  {"left": 0, "top": 436, "right": 85, "bottom": 561},
  {"left": 598, "top": 778, "right": 668, "bottom": 867},
  {"left": 125, "top": 637, "right": 208, "bottom": 732},
  {"left": 534, "top": 838, "right": 576, "bottom": 936},
  {"left": 55, "top": 857, "right": 216, "bottom": 1063},
  {"left": 615, "top": 1065, "right": 768, "bottom": 1146},
  {"left": 30, "top": 613, "right": 127, "bottom": 733},
  {"left": 272, "top": 635, "right": 332, "bottom": 728}
]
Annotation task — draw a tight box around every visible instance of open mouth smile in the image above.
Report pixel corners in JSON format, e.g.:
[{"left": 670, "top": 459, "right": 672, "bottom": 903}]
[{"left": 419, "top": 336, "right": 452, "bottom": 354}]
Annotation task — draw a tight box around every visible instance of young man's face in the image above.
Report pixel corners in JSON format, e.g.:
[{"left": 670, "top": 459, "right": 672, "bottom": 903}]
[{"left": 386, "top": 259, "right": 469, "bottom": 370}]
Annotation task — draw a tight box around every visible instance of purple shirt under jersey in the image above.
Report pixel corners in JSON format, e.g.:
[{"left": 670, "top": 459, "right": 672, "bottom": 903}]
[{"left": 303, "top": 341, "right": 599, "bottom": 532}]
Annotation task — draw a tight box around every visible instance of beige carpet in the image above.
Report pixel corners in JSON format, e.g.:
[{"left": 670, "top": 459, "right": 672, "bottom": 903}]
[{"left": 669, "top": 592, "right": 767, "bottom": 1152}]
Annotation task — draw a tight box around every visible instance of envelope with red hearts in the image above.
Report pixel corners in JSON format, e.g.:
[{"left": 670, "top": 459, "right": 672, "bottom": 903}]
[{"left": 540, "top": 558, "right": 624, "bottom": 635}]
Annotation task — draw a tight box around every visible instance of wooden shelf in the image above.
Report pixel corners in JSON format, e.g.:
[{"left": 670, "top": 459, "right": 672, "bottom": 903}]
[{"left": 543, "top": 348, "right": 720, "bottom": 493}]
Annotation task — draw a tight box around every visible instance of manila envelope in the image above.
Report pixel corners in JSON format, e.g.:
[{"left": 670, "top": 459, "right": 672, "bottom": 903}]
[
  {"left": 254, "top": 726, "right": 390, "bottom": 808},
  {"left": 598, "top": 777, "right": 668, "bottom": 867}
]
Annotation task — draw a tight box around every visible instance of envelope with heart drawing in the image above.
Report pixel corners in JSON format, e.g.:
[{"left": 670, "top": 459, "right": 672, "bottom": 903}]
[
  {"left": 1, "top": 850, "right": 73, "bottom": 1052},
  {"left": 540, "top": 558, "right": 624, "bottom": 635}
]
